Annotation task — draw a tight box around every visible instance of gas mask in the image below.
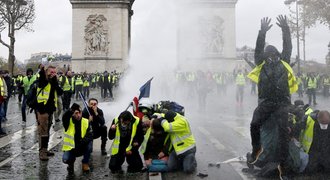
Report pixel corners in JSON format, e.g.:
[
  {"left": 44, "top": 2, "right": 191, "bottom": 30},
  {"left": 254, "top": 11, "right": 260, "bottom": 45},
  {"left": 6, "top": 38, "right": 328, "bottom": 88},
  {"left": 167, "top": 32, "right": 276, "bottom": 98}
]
[{"left": 319, "top": 123, "right": 328, "bottom": 130}]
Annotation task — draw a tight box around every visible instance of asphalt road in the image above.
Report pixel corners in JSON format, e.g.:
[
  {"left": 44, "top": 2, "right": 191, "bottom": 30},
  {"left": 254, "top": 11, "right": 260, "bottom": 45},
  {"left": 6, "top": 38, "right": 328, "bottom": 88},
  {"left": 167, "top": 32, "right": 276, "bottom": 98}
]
[{"left": 0, "top": 86, "right": 329, "bottom": 179}]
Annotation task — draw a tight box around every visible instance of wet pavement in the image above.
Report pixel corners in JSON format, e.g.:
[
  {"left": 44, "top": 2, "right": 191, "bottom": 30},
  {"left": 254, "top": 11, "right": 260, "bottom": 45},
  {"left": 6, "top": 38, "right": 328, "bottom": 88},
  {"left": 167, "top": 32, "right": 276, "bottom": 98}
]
[{"left": 0, "top": 86, "right": 329, "bottom": 179}]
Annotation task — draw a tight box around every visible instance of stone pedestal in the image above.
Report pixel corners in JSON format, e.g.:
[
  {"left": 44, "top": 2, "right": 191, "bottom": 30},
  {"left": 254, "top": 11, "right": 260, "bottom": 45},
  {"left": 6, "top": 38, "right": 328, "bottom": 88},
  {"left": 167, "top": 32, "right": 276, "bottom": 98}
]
[
  {"left": 177, "top": 0, "right": 239, "bottom": 72},
  {"left": 70, "top": 0, "right": 134, "bottom": 73}
]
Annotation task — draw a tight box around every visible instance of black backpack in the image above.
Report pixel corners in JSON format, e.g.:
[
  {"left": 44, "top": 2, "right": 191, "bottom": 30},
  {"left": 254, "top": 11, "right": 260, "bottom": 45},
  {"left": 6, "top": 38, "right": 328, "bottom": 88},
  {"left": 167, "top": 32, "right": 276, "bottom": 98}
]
[
  {"left": 26, "top": 80, "right": 42, "bottom": 110},
  {"left": 156, "top": 101, "right": 185, "bottom": 116}
]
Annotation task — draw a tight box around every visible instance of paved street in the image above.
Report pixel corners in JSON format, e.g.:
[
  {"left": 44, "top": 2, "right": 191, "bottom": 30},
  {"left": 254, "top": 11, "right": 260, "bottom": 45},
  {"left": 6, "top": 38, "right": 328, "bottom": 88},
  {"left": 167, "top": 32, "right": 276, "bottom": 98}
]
[{"left": 0, "top": 86, "right": 329, "bottom": 179}]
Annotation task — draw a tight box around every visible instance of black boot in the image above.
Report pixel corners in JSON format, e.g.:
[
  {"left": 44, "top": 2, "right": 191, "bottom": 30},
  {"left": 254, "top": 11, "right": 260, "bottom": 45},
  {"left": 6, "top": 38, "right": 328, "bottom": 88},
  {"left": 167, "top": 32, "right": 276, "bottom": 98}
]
[
  {"left": 101, "top": 140, "right": 107, "bottom": 155},
  {"left": 22, "top": 113, "right": 26, "bottom": 122},
  {"left": 67, "top": 163, "right": 74, "bottom": 174}
]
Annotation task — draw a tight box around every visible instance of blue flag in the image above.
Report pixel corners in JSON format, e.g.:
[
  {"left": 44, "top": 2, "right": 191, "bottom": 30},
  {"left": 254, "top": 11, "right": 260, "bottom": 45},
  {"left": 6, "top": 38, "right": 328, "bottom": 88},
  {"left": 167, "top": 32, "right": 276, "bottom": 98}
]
[{"left": 139, "top": 77, "right": 153, "bottom": 99}]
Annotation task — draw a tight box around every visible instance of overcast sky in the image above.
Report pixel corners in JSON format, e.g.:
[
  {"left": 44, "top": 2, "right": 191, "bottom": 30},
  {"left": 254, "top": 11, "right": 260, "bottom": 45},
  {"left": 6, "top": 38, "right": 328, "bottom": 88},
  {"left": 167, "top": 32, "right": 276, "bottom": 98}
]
[{"left": 0, "top": 0, "right": 329, "bottom": 63}]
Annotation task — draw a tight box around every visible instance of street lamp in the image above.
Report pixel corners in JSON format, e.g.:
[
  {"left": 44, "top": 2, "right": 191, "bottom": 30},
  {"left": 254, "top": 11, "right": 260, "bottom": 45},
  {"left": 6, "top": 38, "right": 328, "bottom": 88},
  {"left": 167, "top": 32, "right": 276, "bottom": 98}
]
[{"left": 284, "top": 0, "right": 301, "bottom": 75}]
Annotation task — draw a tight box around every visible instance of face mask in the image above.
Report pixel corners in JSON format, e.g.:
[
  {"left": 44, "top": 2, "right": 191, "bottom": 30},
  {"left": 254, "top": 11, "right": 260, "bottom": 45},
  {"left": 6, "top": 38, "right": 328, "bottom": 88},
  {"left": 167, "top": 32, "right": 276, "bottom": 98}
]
[{"left": 319, "top": 123, "right": 328, "bottom": 130}]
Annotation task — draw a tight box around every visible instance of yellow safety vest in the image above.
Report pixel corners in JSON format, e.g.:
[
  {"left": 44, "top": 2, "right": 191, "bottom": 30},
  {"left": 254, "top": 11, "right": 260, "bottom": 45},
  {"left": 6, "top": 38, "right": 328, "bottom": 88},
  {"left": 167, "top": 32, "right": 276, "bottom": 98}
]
[
  {"left": 213, "top": 73, "right": 222, "bottom": 85},
  {"left": 102, "top": 76, "right": 111, "bottom": 83},
  {"left": 83, "top": 80, "right": 90, "bottom": 87},
  {"left": 305, "top": 108, "right": 313, "bottom": 115},
  {"left": 62, "top": 77, "right": 71, "bottom": 91},
  {"left": 236, "top": 73, "right": 246, "bottom": 85},
  {"left": 139, "top": 127, "right": 171, "bottom": 154},
  {"left": 23, "top": 75, "right": 36, "bottom": 95},
  {"left": 247, "top": 60, "right": 298, "bottom": 94},
  {"left": 323, "top": 78, "right": 330, "bottom": 86},
  {"left": 112, "top": 75, "right": 118, "bottom": 84},
  {"left": 37, "top": 83, "right": 58, "bottom": 108},
  {"left": 297, "top": 77, "right": 302, "bottom": 85},
  {"left": 0, "top": 78, "right": 5, "bottom": 96},
  {"left": 307, "top": 78, "right": 317, "bottom": 89},
  {"left": 139, "top": 127, "right": 152, "bottom": 154},
  {"left": 186, "top": 73, "right": 195, "bottom": 82},
  {"left": 75, "top": 76, "right": 83, "bottom": 85},
  {"left": 300, "top": 115, "right": 315, "bottom": 153},
  {"left": 161, "top": 113, "right": 196, "bottom": 155},
  {"left": 111, "top": 116, "right": 140, "bottom": 155},
  {"left": 62, "top": 117, "right": 89, "bottom": 151}
]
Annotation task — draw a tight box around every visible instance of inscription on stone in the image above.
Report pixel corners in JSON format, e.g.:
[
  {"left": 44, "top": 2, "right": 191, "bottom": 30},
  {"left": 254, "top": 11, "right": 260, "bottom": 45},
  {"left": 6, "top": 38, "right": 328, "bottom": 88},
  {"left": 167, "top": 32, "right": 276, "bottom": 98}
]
[{"left": 84, "top": 14, "right": 110, "bottom": 56}]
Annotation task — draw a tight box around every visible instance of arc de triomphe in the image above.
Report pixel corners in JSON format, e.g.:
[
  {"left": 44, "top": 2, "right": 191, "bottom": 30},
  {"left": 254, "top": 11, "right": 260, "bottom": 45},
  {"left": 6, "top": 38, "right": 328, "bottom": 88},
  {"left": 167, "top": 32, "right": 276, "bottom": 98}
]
[
  {"left": 177, "top": 0, "right": 239, "bottom": 72},
  {"left": 69, "top": 0, "right": 134, "bottom": 73}
]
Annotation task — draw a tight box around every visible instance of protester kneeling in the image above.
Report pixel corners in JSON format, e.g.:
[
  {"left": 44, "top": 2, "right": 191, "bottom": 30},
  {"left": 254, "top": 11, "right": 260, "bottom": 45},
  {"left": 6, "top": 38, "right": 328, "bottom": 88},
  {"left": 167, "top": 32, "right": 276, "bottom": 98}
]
[
  {"left": 108, "top": 111, "right": 144, "bottom": 174},
  {"left": 160, "top": 111, "right": 197, "bottom": 173},
  {"left": 82, "top": 98, "right": 108, "bottom": 155},
  {"left": 140, "top": 116, "right": 171, "bottom": 172},
  {"left": 62, "top": 103, "right": 93, "bottom": 174}
]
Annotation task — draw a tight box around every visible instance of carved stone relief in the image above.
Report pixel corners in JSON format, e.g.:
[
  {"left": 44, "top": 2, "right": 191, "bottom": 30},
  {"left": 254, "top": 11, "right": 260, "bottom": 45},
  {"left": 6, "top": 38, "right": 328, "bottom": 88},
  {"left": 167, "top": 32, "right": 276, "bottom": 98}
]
[
  {"left": 84, "top": 14, "right": 110, "bottom": 56},
  {"left": 198, "top": 16, "right": 225, "bottom": 55}
]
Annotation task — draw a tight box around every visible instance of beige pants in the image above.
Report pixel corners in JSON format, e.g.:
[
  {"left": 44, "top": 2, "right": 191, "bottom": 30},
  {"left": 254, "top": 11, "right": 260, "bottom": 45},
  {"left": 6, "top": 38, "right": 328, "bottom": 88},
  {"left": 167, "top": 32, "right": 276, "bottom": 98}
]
[{"left": 37, "top": 112, "right": 49, "bottom": 151}]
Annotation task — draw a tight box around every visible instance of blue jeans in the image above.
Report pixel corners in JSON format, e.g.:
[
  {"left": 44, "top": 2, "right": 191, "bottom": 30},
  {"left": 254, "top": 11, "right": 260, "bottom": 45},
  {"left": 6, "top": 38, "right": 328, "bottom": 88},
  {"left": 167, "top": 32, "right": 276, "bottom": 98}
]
[
  {"left": 62, "top": 141, "right": 92, "bottom": 164},
  {"left": 168, "top": 146, "right": 197, "bottom": 173}
]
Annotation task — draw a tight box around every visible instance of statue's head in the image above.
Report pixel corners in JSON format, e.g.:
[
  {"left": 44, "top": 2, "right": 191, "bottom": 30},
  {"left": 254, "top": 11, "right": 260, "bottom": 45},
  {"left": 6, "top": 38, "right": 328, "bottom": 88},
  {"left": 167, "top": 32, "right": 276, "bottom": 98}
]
[{"left": 264, "top": 45, "right": 280, "bottom": 63}]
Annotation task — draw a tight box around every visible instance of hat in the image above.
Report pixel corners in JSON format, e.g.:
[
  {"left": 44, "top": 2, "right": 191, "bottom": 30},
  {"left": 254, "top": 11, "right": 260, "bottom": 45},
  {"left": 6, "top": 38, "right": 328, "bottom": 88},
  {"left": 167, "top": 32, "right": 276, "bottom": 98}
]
[
  {"left": 119, "top": 111, "right": 133, "bottom": 122},
  {"left": 26, "top": 68, "right": 33, "bottom": 75},
  {"left": 265, "top": 45, "right": 280, "bottom": 57},
  {"left": 70, "top": 103, "right": 81, "bottom": 112}
]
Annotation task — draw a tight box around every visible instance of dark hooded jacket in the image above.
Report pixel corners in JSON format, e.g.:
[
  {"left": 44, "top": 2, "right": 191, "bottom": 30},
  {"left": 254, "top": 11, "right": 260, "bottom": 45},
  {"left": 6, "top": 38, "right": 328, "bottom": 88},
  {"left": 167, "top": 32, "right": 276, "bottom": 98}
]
[
  {"left": 254, "top": 26, "right": 292, "bottom": 104},
  {"left": 305, "top": 110, "right": 330, "bottom": 172}
]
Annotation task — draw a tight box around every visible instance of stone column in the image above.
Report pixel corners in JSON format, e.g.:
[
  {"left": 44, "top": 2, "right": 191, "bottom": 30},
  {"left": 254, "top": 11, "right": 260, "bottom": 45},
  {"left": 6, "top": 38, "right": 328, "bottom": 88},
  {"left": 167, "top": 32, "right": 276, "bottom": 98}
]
[
  {"left": 70, "top": 0, "right": 134, "bottom": 73},
  {"left": 177, "top": 0, "right": 239, "bottom": 72}
]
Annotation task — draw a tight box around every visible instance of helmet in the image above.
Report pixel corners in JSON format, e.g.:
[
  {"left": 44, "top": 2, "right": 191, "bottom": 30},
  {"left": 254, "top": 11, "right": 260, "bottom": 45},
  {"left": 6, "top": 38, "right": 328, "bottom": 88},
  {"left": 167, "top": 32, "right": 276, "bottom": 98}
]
[{"left": 138, "top": 98, "right": 153, "bottom": 111}]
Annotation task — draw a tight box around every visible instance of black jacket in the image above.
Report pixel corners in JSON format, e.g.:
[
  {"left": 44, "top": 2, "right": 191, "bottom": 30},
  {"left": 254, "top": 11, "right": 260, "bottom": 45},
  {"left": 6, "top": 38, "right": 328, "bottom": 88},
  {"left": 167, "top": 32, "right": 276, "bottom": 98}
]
[
  {"left": 36, "top": 68, "right": 63, "bottom": 114},
  {"left": 254, "top": 27, "right": 292, "bottom": 104},
  {"left": 306, "top": 111, "right": 330, "bottom": 170},
  {"left": 62, "top": 110, "right": 93, "bottom": 150},
  {"left": 108, "top": 115, "right": 144, "bottom": 153},
  {"left": 82, "top": 107, "right": 106, "bottom": 132}
]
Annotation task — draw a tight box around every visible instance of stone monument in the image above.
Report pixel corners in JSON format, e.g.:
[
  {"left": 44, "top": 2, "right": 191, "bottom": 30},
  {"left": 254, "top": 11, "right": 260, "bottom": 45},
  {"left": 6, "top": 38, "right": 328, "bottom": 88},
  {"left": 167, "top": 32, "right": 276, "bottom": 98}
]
[
  {"left": 177, "top": 0, "right": 239, "bottom": 72},
  {"left": 69, "top": 0, "right": 135, "bottom": 73}
]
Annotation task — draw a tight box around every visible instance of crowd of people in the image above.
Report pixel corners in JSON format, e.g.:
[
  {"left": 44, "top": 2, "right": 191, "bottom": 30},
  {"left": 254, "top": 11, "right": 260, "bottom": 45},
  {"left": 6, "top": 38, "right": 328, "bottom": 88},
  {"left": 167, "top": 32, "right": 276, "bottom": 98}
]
[
  {"left": 0, "top": 64, "right": 198, "bottom": 176},
  {"left": 0, "top": 13, "right": 330, "bottom": 179},
  {"left": 242, "top": 15, "right": 330, "bottom": 179}
]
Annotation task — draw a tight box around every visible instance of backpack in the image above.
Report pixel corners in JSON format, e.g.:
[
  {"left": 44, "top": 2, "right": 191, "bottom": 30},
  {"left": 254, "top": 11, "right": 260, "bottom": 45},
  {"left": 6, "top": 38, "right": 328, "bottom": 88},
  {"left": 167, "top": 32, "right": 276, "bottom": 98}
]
[
  {"left": 156, "top": 101, "right": 185, "bottom": 116},
  {"left": 26, "top": 80, "right": 41, "bottom": 110}
]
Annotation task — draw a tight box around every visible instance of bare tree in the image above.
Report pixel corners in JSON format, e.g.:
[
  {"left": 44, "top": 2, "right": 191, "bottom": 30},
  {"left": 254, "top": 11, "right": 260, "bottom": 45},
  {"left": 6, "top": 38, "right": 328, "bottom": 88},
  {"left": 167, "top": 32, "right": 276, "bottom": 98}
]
[
  {"left": 284, "top": 0, "right": 330, "bottom": 70},
  {"left": 0, "top": 0, "right": 35, "bottom": 75}
]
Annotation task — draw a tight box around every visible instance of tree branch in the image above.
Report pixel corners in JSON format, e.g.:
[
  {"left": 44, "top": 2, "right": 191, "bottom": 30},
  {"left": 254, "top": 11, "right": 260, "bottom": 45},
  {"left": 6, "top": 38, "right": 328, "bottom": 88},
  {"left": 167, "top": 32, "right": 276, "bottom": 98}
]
[{"left": 0, "top": 33, "right": 10, "bottom": 49}]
